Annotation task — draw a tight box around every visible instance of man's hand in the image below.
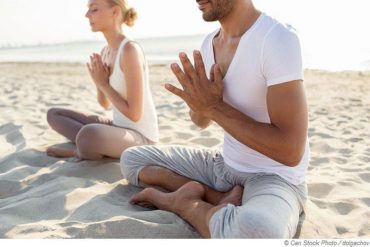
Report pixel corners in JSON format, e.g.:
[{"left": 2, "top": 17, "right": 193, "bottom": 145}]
[{"left": 165, "top": 50, "right": 224, "bottom": 118}]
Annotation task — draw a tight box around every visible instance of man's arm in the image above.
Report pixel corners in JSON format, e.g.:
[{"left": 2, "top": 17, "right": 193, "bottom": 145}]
[
  {"left": 207, "top": 80, "right": 308, "bottom": 167},
  {"left": 189, "top": 110, "right": 212, "bottom": 129},
  {"left": 166, "top": 51, "right": 307, "bottom": 167}
]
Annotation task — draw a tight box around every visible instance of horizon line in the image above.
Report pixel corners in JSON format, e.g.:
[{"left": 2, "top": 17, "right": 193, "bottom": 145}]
[{"left": 0, "top": 33, "right": 208, "bottom": 50}]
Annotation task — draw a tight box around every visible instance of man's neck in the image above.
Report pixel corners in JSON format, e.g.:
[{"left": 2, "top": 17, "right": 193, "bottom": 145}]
[{"left": 218, "top": 1, "right": 261, "bottom": 40}]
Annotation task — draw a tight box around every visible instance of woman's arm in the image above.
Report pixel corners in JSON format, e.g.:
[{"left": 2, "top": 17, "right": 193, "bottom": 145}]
[
  {"left": 96, "top": 86, "right": 112, "bottom": 110},
  {"left": 93, "top": 42, "right": 144, "bottom": 122},
  {"left": 87, "top": 47, "right": 112, "bottom": 110},
  {"left": 96, "top": 47, "right": 112, "bottom": 110}
]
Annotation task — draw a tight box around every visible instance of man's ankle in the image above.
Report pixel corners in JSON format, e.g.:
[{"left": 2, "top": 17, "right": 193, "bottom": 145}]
[{"left": 204, "top": 187, "right": 223, "bottom": 205}]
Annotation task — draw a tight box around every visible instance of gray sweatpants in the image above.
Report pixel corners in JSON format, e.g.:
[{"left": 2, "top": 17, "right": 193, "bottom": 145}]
[{"left": 120, "top": 145, "right": 307, "bottom": 238}]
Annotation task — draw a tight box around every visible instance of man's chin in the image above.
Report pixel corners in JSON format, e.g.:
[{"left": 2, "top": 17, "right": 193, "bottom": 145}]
[{"left": 202, "top": 13, "right": 217, "bottom": 22}]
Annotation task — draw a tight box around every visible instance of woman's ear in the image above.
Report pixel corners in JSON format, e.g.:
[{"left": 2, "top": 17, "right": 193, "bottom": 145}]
[{"left": 112, "top": 5, "right": 121, "bottom": 18}]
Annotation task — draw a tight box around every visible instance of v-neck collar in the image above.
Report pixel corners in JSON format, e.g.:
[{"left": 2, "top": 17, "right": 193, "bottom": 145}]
[{"left": 209, "top": 13, "right": 265, "bottom": 80}]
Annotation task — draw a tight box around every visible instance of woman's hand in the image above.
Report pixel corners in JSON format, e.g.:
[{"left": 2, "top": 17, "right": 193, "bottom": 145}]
[{"left": 87, "top": 53, "right": 111, "bottom": 91}]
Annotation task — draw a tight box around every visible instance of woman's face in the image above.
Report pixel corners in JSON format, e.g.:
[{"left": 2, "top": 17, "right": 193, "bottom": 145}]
[{"left": 85, "top": 0, "right": 115, "bottom": 32}]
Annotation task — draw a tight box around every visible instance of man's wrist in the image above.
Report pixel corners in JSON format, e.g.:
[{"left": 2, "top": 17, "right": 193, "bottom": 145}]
[{"left": 204, "top": 101, "right": 225, "bottom": 120}]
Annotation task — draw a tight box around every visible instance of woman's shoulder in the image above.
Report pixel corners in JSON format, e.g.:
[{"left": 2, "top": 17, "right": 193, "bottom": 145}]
[
  {"left": 122, "top": 40, "right": 142, "bottom": 56},
  {"left": 120, "top": 40, "right": 144, "bottom": 64}
]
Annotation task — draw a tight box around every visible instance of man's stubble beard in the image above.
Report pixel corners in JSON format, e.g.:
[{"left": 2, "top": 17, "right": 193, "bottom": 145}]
[{"left": 202, "top": 0, "right": 234, "bottom": 22}]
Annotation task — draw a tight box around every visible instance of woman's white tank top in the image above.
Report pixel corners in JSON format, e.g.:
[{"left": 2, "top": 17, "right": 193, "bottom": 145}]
[{"left": 108, "top": 38, "right": 159, "bottom": 142}]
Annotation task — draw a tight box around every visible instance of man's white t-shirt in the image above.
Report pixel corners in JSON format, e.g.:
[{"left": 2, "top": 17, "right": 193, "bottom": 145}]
[{"left": 200, "top": 13, "right": 310, "bottom": 185}]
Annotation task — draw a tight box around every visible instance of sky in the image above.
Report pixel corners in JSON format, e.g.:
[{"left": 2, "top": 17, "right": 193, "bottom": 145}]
[
  {"left": 0, "top": 0, "right": 369, "bottom": 46},
  {"left": 0, "top": 0, "right": 370, "bottom": 70},
  {"left": 0, "top": 0, "right": 215, "bottom": 46}
]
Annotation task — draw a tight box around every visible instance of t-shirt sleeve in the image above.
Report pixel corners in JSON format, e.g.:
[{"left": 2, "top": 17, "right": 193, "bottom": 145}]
[{"left": 262, "top": 24, "right": 304, "bottom": 86}]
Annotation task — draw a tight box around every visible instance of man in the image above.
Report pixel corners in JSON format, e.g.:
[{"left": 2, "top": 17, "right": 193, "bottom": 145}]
[{"left": 120, "top": 0, "right": 309, "bottom": 238}]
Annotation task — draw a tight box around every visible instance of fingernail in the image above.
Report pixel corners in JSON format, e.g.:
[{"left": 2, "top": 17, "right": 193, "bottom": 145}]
[
  {"left": 194, "top": 50, "right": 200, "bottom": 55},
  {"left": 179, "top": 52, "right": 186, "bottom": 58}
]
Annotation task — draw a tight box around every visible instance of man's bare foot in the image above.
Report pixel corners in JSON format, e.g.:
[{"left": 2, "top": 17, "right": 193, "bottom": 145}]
[
  {"left": 205, "top": 185, "right": 244, "bottom": 206},
  {"left": 131, "top": 181, "right": 227, "bottom": 238},
  {"left": 130, "top": 181, "right": 206, "bottom": 212},
  {"left": 46, "top": 147, "right": 76, "bottom": 158}
]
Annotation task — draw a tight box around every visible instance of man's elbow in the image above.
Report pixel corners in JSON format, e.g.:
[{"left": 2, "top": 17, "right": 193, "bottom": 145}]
[
  {"left": 283, "top": 146, "right": 305, "bottom": 167},
  {"left": 284, "top": 158, "right": 301, "bottom": 167}
]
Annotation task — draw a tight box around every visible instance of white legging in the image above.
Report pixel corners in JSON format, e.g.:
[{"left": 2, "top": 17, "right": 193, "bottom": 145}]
[{"left": 46, "top": 107, "right": 152, "bottom": 160}]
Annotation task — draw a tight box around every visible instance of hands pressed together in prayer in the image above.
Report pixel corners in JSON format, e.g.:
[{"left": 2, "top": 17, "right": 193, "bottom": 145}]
[
  {"left": 86, "top": 50, "right": 225, "bottom": 120},
  {"left": 87, "top": 53, "right": 111, "bottom": 91},
  {"left": 166, "top": 50, "right": 224, "bottom": 118}
]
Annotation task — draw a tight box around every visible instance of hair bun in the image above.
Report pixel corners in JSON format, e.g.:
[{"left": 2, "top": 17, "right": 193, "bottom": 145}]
[{"left": 123, "top": 7, "right": 138, "bottom": 26}]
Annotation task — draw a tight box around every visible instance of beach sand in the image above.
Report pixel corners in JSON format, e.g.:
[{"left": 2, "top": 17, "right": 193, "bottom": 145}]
[{"left": 0, "top": 62, "right": 369, "bottom": 238}]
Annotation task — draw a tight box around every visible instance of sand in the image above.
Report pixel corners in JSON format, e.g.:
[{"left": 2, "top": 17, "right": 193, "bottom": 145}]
[{"left": 0, "top": 62, "right": 369, "bottom": 238}]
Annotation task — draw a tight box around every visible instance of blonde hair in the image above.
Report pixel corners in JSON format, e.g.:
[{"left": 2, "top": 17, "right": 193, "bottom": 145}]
[{"left": 107, "top": 0, "right": 138, "bottom": 26}]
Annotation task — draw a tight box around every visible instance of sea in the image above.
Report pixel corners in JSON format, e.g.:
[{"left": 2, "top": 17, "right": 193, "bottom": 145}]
[{"left": 0, "top": 34, "right": 369, "bottom": 72}]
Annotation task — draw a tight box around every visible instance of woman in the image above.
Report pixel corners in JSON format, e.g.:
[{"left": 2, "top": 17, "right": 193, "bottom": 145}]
[{"left": 46, "top": 0, "right": 159, "bottom": 160}]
